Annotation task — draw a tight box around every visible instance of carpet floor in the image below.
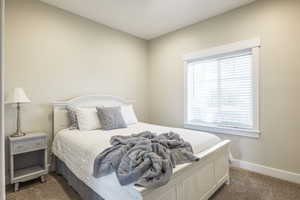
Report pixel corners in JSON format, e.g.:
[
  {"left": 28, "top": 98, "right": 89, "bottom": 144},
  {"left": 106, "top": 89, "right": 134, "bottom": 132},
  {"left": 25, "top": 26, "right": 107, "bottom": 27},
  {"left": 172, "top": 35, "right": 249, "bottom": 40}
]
[{"left": 6, "top": 167, "right": 300, "bottom": 200}]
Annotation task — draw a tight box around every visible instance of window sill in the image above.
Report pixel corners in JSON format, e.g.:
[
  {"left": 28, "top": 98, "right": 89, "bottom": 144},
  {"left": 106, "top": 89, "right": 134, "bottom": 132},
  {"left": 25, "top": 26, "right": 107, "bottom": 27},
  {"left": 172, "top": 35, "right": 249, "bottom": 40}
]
[{"left": 184, "top": 123, "right": 260, "bottom": 138}]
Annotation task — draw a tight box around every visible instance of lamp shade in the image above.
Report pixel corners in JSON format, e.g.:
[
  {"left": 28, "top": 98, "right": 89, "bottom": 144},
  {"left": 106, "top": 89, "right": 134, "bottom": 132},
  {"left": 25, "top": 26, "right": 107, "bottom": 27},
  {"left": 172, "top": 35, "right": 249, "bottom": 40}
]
[{"left": 6, "top": 88, "right": 31, "bottom": 104}]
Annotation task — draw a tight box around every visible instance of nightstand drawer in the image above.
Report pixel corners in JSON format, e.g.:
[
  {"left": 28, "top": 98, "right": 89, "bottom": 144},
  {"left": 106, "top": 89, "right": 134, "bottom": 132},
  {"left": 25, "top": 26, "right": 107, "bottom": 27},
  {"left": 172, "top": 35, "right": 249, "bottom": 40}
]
[{"left": 12, "top": 137, "right": 46, "bottom": 154}]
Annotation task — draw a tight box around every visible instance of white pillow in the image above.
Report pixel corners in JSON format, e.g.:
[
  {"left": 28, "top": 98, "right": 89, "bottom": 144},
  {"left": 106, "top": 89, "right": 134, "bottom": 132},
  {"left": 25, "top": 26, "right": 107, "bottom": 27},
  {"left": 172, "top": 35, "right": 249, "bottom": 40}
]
[
  {"left": 121, "top": 105, "right": 138, "bottom": 125},
  {"left": 75, "top": 107, "right": 102, "bottom": 131}
]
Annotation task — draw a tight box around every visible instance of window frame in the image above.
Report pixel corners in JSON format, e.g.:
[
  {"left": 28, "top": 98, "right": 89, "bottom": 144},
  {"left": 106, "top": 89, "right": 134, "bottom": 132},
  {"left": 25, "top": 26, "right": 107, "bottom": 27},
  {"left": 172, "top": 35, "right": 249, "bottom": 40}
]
[{"left": 183, "top": 39, "right": 261, "bottom": 138}]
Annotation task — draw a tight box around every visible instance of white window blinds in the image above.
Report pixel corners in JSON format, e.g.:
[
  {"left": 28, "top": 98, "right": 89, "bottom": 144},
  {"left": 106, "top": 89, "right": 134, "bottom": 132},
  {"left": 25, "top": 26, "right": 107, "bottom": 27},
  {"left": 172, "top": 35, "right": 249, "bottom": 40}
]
[{"left": 185, "top": 46, "right": 259, "bottom": 136}]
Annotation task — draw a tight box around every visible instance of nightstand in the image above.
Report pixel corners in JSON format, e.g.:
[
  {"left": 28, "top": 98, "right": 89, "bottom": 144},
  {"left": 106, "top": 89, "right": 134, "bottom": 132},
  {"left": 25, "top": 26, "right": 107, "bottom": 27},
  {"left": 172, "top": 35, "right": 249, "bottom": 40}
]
[{"left": 8, "top": 132, "right": 49, "bottom": 191}]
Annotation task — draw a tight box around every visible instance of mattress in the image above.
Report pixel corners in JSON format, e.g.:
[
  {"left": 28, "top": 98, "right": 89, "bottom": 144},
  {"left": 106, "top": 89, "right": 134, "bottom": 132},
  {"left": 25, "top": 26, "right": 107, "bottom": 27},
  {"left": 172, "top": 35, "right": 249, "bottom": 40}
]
[{"left": 52, "top": 122, "right": 221, "bottom": 200}]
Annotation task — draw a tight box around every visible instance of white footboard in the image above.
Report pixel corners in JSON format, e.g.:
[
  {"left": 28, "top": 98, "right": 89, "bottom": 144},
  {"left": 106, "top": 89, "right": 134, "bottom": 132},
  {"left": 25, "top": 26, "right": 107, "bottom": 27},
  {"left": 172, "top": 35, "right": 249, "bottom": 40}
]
[{"left": 139, "top": 140, "right": 230, "bottom": 200}]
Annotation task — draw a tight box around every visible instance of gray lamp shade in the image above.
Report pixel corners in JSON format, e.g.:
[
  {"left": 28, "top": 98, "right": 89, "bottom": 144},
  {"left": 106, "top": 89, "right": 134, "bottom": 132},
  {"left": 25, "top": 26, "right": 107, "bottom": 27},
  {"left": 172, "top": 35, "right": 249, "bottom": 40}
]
[{"left": 6, "top": 88, "right": 31, "bottom": 104}]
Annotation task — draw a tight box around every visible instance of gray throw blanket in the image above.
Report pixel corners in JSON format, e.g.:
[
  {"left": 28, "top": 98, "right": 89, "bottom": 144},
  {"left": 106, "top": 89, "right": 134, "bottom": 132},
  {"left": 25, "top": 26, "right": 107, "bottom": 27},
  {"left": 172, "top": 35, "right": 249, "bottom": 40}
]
[{"left": 93, "top": 131, "right": 199, "bottom": 189}]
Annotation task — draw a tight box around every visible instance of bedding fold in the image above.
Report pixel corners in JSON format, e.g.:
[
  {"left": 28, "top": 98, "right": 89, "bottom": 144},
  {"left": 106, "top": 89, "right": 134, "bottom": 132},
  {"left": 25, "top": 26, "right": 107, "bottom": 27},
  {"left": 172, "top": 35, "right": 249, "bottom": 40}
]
[{"left": 93, "top": 131, "right": 199, "bottom": 188}]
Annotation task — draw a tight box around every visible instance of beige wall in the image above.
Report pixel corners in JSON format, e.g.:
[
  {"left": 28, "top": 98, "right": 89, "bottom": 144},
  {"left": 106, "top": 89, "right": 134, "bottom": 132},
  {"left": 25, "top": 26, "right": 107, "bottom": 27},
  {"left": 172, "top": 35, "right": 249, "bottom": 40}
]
[
  {"left": 5, "top": 0, "right": 149, "bottom": 136},
  {"left": 148, "top": 0, "right": 300, "bottom": 174},
  {"left": 5, "top": 0, "right": 149, "bottom": 176}
]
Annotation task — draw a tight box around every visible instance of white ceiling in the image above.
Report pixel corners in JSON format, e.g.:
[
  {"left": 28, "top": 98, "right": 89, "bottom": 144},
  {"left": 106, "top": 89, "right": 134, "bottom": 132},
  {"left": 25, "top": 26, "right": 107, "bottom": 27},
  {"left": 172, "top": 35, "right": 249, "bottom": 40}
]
[{"left": 40, "top": 0, "right": 256, "bottom": 40}]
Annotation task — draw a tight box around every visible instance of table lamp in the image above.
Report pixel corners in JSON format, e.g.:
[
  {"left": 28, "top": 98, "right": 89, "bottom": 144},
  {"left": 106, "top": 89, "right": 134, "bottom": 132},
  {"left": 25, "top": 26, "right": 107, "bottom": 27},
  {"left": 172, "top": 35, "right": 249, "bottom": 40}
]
[{"left": 6, "top": 88, "right": 31, "bottom": 137}]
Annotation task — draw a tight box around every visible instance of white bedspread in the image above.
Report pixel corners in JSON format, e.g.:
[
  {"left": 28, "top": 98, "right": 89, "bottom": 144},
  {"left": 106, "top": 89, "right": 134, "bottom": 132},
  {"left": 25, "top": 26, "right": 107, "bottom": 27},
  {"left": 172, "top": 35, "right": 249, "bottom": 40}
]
[{"left": 52, "top": 122, "right": 221, "bottom": 200}]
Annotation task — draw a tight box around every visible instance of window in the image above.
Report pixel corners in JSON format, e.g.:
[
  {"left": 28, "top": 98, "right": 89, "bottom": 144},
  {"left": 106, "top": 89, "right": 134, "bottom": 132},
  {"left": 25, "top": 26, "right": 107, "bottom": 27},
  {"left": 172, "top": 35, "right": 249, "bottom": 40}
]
[{"left": 184, "top": 39, "right": 260, "bottom": 137}]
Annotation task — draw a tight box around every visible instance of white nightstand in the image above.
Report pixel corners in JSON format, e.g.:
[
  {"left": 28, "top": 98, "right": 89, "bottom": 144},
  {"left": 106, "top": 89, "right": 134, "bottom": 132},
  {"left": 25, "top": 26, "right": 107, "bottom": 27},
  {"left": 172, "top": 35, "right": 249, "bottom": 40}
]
[{"left": 8, "top": 132, "right": 49, "bottom": 191}]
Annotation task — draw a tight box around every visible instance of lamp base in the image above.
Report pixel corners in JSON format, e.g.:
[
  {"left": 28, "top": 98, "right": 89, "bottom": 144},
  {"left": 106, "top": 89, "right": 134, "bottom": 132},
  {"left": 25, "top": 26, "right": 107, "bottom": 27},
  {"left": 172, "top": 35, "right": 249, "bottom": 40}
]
[{"left": 11, "top": 132, "right": 26, "bottom": 137}]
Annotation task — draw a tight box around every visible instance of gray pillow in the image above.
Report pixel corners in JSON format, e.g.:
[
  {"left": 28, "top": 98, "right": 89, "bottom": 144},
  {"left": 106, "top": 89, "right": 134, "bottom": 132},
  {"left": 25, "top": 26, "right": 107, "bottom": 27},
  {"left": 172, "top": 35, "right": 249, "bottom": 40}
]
[
  {"left": 67, "top": 106, "right": 79, "bottom": 130},
  {"left": 96, "top": 107, "right": 127, "bottom": 130}
]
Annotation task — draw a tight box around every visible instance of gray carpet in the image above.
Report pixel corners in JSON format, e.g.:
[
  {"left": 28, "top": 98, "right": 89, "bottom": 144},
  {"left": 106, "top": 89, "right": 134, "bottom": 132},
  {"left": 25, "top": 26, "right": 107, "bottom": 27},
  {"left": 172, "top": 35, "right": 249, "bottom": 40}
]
[{"left": 6, "top": 168, "right": 300, "bottom": 200}]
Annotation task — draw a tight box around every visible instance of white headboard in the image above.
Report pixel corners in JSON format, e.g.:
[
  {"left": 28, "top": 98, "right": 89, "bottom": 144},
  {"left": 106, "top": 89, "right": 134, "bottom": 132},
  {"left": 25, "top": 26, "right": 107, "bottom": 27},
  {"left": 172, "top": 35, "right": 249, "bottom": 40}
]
[{"left": 52, "top": 95, "right": 134, "bottom": 136}]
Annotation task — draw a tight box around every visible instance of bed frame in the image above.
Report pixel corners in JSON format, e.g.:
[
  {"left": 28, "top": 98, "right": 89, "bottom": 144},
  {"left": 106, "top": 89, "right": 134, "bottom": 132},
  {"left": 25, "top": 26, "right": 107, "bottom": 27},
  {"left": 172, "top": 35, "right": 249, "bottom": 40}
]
[{"left": 52, "top": 95, "right": 230, "bottom": 200}]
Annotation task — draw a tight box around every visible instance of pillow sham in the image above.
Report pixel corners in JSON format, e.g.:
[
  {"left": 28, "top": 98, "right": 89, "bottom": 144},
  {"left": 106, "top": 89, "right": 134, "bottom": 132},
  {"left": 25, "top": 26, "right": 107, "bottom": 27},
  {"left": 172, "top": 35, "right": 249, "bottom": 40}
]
[
  {"left": 96, "top": 107, "right": 127, "bottom": 130},
  {"left": 121, "top": 105, "right": 138, "bottom": 125},
  {"left": 66, "top": 106, "right": 79, "bottom": 130},
  {"left": 76, "top": 107, "right": 102, "bottom": 131}
]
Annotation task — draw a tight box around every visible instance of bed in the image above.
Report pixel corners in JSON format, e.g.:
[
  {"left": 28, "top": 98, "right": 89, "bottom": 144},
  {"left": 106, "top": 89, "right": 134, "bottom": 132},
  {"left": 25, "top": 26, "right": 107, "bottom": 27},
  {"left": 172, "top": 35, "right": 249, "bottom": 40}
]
[{"left": 52, "top": 95, "right": 230, "bottom": 200}]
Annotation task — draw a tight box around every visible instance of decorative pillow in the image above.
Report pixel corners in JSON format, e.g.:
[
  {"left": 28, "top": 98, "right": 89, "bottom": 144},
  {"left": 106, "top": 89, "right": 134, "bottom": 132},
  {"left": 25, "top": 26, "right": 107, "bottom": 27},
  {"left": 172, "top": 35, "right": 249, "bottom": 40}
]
[
  {"left": 66, "top": 106, "right": 78, "bottom": 130},
  {"left": 76, "top": 107, "right": 102, "bottom": 131},
  {"left": 121, "top": 105, "right": 138, "bottom": 125},
  {"left": 96, "top": 107, "right": 127, "bottom": 130}
]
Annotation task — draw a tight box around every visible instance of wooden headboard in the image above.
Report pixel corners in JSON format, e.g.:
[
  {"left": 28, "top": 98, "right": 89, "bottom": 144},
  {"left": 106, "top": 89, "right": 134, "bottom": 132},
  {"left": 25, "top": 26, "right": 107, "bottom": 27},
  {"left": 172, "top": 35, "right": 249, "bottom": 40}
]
[{"left": 52, "top": 95, "right": 134, "bottom": 136}]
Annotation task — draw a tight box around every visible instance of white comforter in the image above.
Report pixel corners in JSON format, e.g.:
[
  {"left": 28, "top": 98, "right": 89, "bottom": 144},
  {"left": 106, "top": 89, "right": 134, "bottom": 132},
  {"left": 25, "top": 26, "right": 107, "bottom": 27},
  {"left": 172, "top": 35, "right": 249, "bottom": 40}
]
[{"left": 52, "top": 122, "right": 221, "bottom": 200}]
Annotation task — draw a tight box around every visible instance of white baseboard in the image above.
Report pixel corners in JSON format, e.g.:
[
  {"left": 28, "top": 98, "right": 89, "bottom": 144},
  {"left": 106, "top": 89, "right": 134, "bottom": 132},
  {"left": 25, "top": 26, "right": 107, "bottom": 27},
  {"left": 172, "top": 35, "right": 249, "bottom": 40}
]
[
  {"left": 5, "top": 158, "right": 300, "bottom": 185},
  {"left": 231, "top": 159, "right": 300, "bottom": 184}
]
